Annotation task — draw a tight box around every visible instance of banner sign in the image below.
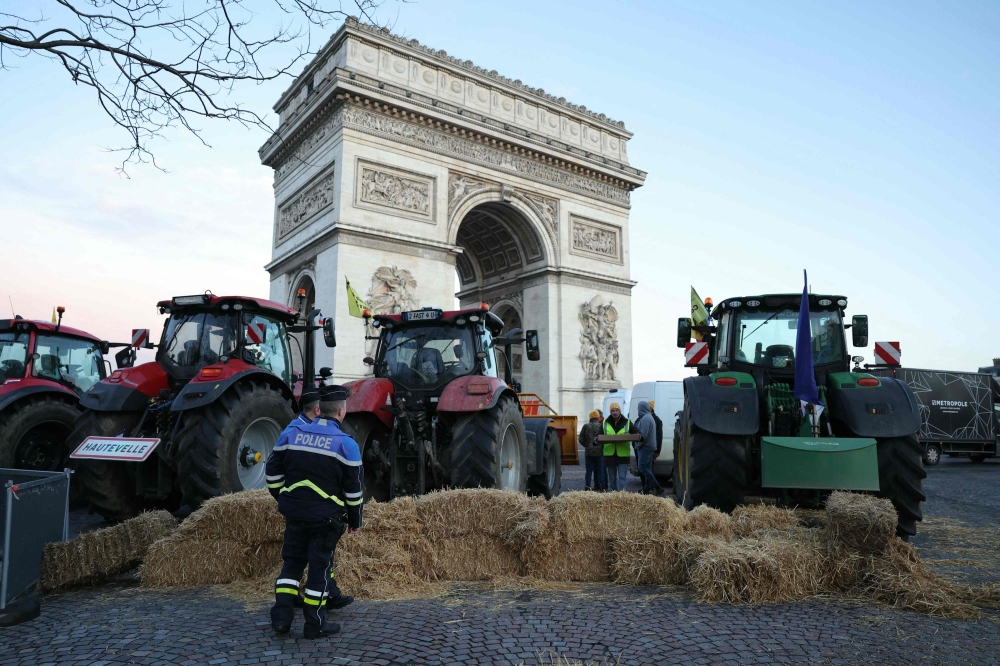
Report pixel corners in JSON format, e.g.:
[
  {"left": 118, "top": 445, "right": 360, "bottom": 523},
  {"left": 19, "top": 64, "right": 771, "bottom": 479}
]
[{"left": 71, "top": 437, "right": 161, "bottom": 462}]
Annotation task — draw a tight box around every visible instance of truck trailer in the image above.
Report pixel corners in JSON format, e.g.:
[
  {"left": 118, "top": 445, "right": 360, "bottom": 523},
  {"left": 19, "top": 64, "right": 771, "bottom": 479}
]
[{"left": 870, "top": 366, "right": 998, "bottom": 465}]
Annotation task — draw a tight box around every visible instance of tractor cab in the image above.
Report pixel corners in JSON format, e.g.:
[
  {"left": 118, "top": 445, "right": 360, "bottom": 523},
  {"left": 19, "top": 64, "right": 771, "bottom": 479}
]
[
  {"left": 368, "top": 304, "right": 539, "bottom": 398},
  {"left": 149, "top": 294, "right": 300, "bottom": 388},
  {"left": 0, "top": 314, "right": 107, "bottom": 396}
]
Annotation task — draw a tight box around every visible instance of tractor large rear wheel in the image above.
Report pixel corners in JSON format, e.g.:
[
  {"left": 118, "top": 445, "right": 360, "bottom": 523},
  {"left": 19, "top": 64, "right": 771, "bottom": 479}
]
[
  {"left": 340, "top": 413, "right": 391, "bottom": 502},
  {"left": 677, "top": 402, "right": 746, "bottom": 512},
  {"left": 449, "top": 396, "right": 528, "bottom": 492},
  {"left": 875, "top": 433, "right": 926, "bottom": 539},
  {"left": 68, "top": 410, "right": 145, "bottom": 522},
  {"left": 175, "top": 381, "right": 294, "bottom": 510}
]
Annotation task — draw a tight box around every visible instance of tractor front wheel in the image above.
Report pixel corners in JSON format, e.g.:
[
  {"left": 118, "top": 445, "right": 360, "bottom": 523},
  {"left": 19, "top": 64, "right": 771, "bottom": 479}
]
[
  {"left": 68, "top": 410, "right": 145, "bottom": 522},
  {"left": 876, "top": 433, "right": 927, "bottom": 539},
  {"left": 677, "top": 402, "right": 747, "bottom": 512},
  {"left": 0, "top": 397, "right": 79, "bottom": 471},
  {"left": 175, "top": 381, "right": 294, "bottom": 510},
  {"left": 528, "top": 427, "right": 561, "bottom": 499},
  {"left": 450, "top": 396, "right": 528, "bottom": 492}
]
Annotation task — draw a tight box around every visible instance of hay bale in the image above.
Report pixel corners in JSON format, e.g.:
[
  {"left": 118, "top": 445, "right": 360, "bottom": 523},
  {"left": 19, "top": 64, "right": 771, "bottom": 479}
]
[
  {"left": 689, "top": 536, "right": 825, "bottom": 604},
  {"left": 416, "top": 489, "right": 543, "bottom": 542},
  {"left": 176, "top": 489, "right": 284, "bottom": 544},
  {"left": 430, "top": 537, "right": 523, "bottom": 580},
  {"left": 141, "top": 537, "right": 255, "bottom": 587},
  {"left": 685, "top": 505, "right": 734, "bottom": 540},
  {"left": 731, "top": 504, "right": 799, "bottom": 538},
  {"left": 825, "top": 491, "right": 897, "bottom": 554},
  {"left": 40, "top": 510, "right": 177, "bottom": 592},
  {"left": 364, "top": 496, "right": 421, "bottom": 535},
  {"left": 609, "top": 533, "right": 716, "bottom": 586},
  {"left": 548, "top": 491, "right": 686, "bottom": 542},
  {"left": 247, "top": 541, "right": 284, "bottom": 576},
  {"left": 526, "top": 534, "right": 611, "bottom": 582}
]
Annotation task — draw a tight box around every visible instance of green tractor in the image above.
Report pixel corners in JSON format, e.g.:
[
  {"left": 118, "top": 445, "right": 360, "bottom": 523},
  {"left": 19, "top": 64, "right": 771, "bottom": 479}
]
[{"left": 673, "top": 292, "right": 926, "bottom": 538}]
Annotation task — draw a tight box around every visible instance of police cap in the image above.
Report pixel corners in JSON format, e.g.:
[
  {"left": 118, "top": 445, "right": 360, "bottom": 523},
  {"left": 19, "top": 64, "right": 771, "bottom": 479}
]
[
  {"left": 300, "top": 387, "right": 320, "bottom": 406},
  {"left": 319, "top": 384, "right": 349, "bottom": 403}
]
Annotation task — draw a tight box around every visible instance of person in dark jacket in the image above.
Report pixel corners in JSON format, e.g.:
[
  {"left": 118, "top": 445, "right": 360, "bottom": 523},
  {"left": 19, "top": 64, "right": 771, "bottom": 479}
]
[
  {"left": 265, "top": 384, "right": 363, "bottom": 639},
  {"left": 579, "top": 411, "right": 605, "bottom": 491},
  {"left": 650, "top": 400, "right": 664, "bottom": 459},
  {"left": 603, "top": 403, "right": 638, "bottom": 491},
  {"left": 635, "top": 401, "right": 664, "bottom": 495},
  {"left": 296, "top": 387, "right": 321, "bottom": 424}
]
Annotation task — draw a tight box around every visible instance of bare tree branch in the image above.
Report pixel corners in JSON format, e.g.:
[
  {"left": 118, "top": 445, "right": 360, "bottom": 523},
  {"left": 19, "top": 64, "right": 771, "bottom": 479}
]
[{"left": 0, "top": 1, "right": 396, "bottom": 173}]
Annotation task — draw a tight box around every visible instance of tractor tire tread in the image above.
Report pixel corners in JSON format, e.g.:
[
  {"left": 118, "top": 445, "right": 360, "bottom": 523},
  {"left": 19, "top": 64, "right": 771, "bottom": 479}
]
[
  {"left": 68, "top": 410, "right": 145, "bottom": 522},
  {"left": 876, "top": 433, "right": 927, "bottom": 538},
  {"left": 449, "top": 397, "right": 523, "bottom": 490}
]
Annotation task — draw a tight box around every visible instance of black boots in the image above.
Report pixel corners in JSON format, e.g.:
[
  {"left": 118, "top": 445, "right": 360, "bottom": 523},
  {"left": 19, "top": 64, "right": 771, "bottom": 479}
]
[
  {"left": 326, "top": 594, "right": 354, "bottom": 610},
  {"left": 303, "top": 621, "right": 341, "bottom": 639}
]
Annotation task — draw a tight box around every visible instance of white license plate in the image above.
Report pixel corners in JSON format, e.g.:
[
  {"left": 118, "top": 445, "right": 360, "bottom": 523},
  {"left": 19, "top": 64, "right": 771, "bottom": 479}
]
[
  {"left": 405, "top": 310, "right": 440, "bottom": 321},
  {"left": 71, "top": 436, "right": 161, "bottom": 462}
]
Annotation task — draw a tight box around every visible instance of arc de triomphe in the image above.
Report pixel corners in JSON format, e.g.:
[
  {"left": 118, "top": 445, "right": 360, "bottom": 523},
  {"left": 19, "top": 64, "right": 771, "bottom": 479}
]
[{"left": 259, "top": 18, "right": 645, "bottom": 421}]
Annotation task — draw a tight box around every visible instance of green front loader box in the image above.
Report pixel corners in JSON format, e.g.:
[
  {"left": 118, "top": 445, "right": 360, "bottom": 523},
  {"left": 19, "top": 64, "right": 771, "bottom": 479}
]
[{"left": 760, "top": 437, "right": 880, "bottom": 491}]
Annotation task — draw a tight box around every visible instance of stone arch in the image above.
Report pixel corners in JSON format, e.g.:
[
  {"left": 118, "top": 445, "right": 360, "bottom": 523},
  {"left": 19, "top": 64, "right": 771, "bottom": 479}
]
[{"left": 448, "top": 186, "right": 558, "bottom": 271}]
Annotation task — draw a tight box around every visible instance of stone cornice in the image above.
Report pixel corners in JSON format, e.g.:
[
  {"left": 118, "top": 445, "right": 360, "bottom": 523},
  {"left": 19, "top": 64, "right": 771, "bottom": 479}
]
[
  {"left": 262, "top": 91, "right": 642, "bottom": 205},
  {"left": 274, "top": 17, "right": 630, "bottom": 136},
  {"left": 456, "top": 265, "right": 637, "bottom": 300}
]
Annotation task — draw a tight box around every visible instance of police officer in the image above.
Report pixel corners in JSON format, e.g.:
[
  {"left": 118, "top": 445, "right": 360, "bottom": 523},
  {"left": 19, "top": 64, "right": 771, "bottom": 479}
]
[
  {"left": 265, "top": 384, "right": 364, "bottom": 638},
  {"left": 296, "top": 386, "right": 321, "bottom": 425}
]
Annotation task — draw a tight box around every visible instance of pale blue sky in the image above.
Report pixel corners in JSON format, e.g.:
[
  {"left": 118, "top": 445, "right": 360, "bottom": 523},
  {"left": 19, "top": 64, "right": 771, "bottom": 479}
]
[{"left": 1, "top": 1, "right": 997, "bottom": 380}]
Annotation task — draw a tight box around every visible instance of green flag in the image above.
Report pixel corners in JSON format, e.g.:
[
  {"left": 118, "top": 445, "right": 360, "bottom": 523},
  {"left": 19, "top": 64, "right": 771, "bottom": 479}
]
[
  {"left": 346, "top": 277, "right": 369, "bottom": 318},
  {"left": 690, "top": 286, "right": 710, "bottom": 341}
]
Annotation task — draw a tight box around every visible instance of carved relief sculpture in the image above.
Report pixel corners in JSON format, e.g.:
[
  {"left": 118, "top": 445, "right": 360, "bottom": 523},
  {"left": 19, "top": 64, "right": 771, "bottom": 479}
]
[
  {"left": 447, "top": 172, "right": 492, "bottom": 217},
  {"left": 364, "top": 266, "right": 419, "bottom": 359},
  {"left": 579, "top": 295, "right": 619, "bottom": 382},
  {"left": 355, "top": 160, "right": 434, "bottom": 222},
  {"left": 570, "top": 216, "right": 622, "bottom": 263},
  {"left": 277, "top": 170, "right": 336, "bottom": 241}
]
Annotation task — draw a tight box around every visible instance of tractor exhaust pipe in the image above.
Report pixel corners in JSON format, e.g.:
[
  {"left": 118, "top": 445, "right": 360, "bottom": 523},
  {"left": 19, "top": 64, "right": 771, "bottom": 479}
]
[{"left": 303, "top": 307, "right": 322, "bottom": 389}]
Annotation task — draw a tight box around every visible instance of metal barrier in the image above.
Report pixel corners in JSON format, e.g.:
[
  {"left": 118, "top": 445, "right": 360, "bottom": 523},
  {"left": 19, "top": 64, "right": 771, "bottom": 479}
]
[{"left": 1, "top": 469, "right": 70, "bottom": 610}]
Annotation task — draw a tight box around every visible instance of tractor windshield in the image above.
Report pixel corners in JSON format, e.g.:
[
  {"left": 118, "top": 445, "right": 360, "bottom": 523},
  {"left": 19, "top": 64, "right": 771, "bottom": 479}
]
[
  {"left": 378, "top": 324, "right": 477, "bottom": 389},
  {"left": 160, "top": 311, "right": 239, "bottom": 376},
  {"left": 733, "top": 308, "right": 844, "bottom": 368},
  {"left": 0, "top": 332, "right": 29, "bottom": 381},
  {"left": 33, "top": 334, "right": 105, "bottom": 393}
]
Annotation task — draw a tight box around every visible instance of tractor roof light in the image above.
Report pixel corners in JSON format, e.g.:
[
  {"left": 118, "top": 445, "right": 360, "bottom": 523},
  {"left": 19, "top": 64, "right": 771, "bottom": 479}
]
[
  {"left": 857, "top": 377, "right": 880, "bottom": 387},
  {"left": 714, "top": 376, "right": 738, "bottom": 386},
  {"left": 57, "top": 306, "right": 65, "bottom": 314},
  {"left": 480, "top": 302, "right": 490, "bottom": 311},
  {"left": 704, "top": 297, "right": 714, "bottom": 307},
  {"left": 173, "top": 295, "right": 210, "bottom": 306}
]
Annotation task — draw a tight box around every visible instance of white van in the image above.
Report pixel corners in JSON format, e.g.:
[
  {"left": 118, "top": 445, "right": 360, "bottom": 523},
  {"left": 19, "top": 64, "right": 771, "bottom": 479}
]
[
  {"left": 628, "top": 381, "right": 684, "bottom": 481},
  {"left": 601, "top": 388, "right": 631, "bottom": 421}
]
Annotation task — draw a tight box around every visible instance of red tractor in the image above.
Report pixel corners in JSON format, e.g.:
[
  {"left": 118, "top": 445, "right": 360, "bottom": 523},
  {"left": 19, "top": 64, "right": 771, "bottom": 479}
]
[
  {"left": 0, "top": 308, "right": 108, "bottom": 473},
  {"left": 342, "top": 304, "right": 562, "bottom": 500},
  {"left": 68, "top": 293, "right": 334, "bottom": 521}
]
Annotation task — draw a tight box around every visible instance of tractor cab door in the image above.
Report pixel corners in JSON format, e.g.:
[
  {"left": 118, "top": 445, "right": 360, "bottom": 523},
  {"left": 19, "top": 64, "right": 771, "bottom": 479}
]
[{"left": 242, "top": 313, "right": 292, "bottom": 385}]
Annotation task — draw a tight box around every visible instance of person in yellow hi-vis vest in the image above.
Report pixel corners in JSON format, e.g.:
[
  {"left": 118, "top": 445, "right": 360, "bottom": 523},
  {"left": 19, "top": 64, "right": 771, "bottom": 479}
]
[{"left": 602, "top": 402, "right": 638, "bottom": 491}]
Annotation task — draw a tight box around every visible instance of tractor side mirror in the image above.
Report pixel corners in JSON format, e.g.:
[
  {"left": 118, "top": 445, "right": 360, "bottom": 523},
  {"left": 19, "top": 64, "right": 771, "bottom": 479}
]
[
  {"left": 677, "top": 318, "right": 692, "bottom": 348},
  {"left": 319, "top": 366, "right": 333, "bottom": 378},
  {"left": 99, "top": 341, "right": 111, "bottom": 355},
  {"left": 851, "top": 315, "right": 869, "bottom": 347},
  {"left": 525, "top": 329, "right": 540, "bottom": 361},
  {"left": 322, "top": 318, "right": 336, "bottom": 348},
  {"left": 115, "top": 347, "right": 136, "bottom": 369},
  {"left": 363, "top": 357, "right": 375, "bottom": 366}
]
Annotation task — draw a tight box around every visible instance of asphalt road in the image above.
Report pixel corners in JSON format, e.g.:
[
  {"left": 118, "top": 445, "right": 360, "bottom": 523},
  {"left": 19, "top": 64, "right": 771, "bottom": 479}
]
[{"left": 10, "top": 455, "right": 1000, "bottom": 665}]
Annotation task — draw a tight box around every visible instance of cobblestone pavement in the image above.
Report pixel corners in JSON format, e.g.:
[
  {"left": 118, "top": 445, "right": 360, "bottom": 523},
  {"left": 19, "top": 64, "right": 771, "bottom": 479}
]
[{"left": 7, "top": 457, "right": 998, "bottom": 665}]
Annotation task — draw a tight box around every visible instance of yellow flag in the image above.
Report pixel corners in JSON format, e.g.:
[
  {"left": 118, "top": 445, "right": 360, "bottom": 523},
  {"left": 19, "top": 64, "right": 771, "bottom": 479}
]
[
  {"left": 690, "top": 286, "right": 710, "bottom": 341},
  {"left": 345, "top": 277, "right": 369, "bottom": 318},
  {"left": 51, "top": 307, "right": 57, "bottom": 324}
]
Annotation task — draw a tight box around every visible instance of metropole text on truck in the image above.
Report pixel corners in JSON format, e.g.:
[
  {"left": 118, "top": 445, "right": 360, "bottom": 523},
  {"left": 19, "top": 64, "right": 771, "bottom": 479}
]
[{"left": 870, "top": 366, "right": 999, "bottom": 465}]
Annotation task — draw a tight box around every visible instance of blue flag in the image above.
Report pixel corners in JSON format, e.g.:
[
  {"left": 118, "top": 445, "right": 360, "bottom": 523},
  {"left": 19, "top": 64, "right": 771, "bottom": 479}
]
[{"left": 793, "top": 270, "right": 822, "bottom": 407}]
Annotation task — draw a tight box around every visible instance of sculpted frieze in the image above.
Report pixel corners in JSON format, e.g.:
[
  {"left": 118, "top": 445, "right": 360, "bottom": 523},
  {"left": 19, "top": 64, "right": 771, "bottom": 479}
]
[
  {"left": 277, "top": 169, "right": 336, "bottom": 241},
  {"left": 340, "top": 105, "right": 630, "bottom": 206},
  {"left": 570, "top": 215, "right": 622, "bottom": 264},
  {"left": 355, "top": 160, "right": 435, "bottom": 222}
]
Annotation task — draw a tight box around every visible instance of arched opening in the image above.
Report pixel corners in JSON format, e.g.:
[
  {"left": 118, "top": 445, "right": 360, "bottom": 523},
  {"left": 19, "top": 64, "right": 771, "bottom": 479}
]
[
  {"left": 453, "top": 201, "right": 547, "bottom": 305},
  {"left": 289, "top": 274, "right": 315, "bottom": 377}
]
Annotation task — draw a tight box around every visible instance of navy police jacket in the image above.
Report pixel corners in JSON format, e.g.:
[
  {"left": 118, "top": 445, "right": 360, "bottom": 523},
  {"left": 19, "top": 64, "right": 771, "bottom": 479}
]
[{"left": 265, "top": 416, "right": 364, "bottom": 527}]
